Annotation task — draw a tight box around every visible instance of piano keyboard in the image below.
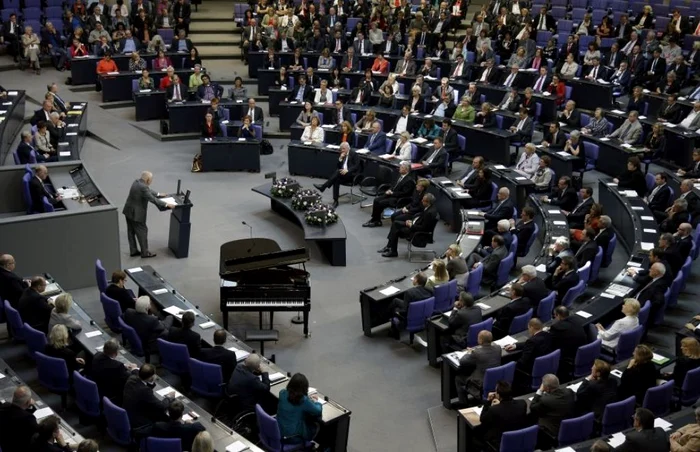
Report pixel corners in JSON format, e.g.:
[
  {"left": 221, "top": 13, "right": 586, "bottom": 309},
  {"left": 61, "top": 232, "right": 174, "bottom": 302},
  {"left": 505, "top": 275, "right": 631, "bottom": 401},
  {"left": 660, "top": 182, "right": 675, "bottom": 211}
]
[{"left": 226, "top": 300, "right": 306, "bottom": 308}]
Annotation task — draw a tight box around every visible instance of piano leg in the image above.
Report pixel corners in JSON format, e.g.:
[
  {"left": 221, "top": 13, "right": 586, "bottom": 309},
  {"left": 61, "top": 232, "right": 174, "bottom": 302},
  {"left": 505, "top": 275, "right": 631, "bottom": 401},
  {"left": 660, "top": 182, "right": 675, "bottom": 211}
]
[
  {"left": 304, "top": 310, "right": 309, "bottom": 337},
  {"left": 270, "top": 311, "right": 274, "bottom": 329},
  {"left": 223, "top": 312, "right": 229, "bottom": 330}
]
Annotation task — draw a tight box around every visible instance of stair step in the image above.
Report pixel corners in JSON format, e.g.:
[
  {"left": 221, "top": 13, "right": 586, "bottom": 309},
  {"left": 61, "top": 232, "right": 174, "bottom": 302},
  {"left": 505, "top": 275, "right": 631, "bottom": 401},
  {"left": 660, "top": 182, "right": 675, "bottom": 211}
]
[
  {"left": 189, "top": 21, "right": 236, "bottom": 32},
  {"left": 189, "top": 33, "right": 240, "bottom": 44},
  {"left": 197, "top": 45, "right": 243, "bottom": 57}
]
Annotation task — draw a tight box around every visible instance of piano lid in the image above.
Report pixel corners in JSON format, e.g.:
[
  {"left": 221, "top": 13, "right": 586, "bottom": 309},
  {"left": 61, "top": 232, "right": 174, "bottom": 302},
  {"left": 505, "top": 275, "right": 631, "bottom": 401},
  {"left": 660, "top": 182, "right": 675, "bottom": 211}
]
[{"left": 219, "top": 238, "right": 309, "bottom": 275}]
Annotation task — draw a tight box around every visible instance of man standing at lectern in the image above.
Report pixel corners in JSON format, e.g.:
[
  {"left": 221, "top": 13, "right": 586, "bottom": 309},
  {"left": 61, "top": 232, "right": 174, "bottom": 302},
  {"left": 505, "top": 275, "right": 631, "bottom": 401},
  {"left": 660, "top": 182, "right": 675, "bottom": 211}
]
[{"left": 123, "top": 171, "right": 175, "bottom": 258}]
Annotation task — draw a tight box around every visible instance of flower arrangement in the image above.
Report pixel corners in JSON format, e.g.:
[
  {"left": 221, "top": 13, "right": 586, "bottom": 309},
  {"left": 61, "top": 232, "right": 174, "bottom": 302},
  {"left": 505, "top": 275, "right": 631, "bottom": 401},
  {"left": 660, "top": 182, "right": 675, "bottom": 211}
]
[
  {"left": 270, "top": 177, "right": 300, "bottom": 198},
  {"left": 291, "top": 189, "right": 322, "bottom": 210},
  {"left": 305, "top": 202, "right": 339, "bottom": 226}
]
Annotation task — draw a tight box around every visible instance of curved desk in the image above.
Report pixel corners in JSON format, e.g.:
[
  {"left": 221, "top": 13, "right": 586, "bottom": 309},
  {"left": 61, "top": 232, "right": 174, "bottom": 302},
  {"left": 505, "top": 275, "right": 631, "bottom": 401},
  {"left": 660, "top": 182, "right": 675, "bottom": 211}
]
[
  {"left": 0, "top": 90, "right": 26, "bottom": 164},
  {"left": 252, "top": 183, "right": 347, "bottom": 266}
]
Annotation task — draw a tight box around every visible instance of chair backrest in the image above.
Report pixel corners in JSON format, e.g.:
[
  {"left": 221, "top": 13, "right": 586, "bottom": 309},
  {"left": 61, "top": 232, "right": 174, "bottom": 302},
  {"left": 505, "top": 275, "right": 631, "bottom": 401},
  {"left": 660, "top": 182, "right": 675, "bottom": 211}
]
[
  {"left": 615, "top": 325, "right": 644, "bottom": 362},
  {"left": 117, "top": 317, "right": 144, "bottom": 356},
  {"left": 35, "top": 352, "right": 70, "bottom": 393},
  {"left": 157, "top": 338, "right": 191, "bottom": 375},
  {"left": 466, "top": 264, "right": 483, "bottom": 297},
  {"left": 603, "top": 233, "right": 617, "bottom": 267},
  {"left": 100, "top": 293, "right": 123, "bottom": 333},
  {"left": 4, "top": 300, "right": 25, "bottom": 341},
  {"left": 642, "top": 379, "right": 674, "bottom": 417},
  {"left": 645, "top": 173, "right": 655, "bottom": 193},
  {"left": 508, "top": 235, "right": 519, "bottom": 257},
  {"left": 41, "top": 197, "right": 54, "bottom": 213},
  {"left": 457, "top": 134, "right": 465, "bottom": 153},
  {"left": 95, "top": 259, "right": 108, "bottom": 293},
  {"left": 520, "top": 222, "right": 539, "bottom": 258},
  {"left": 666, "top": 270, "right": 683, "bottom": 308},
  {"left": 73, "top": 371, "right": 101, "bottom": 418},
  {"left": 559, "top": 412, "right": 595, "bottom": 447},
  {"left": 561, "top": 280, "right": 585, "bottom": 308},
  {"left": 189, "top": 358, "right": 224, "bottom": 398},
  {"left": 495, "top": 115, "right": 503, "bottom": 129},
  {"left": 256, "top": 404, "right": 282, "bottom": 451},
  {"left": 495, "top": 252, "right": 515, "bottom": 287},
  {"left": 23, "top": 323, "right": 47, "bottom": 360},
  {"left": 589, "top": 246, "right": 603, "bottom": 282},
  {"left": 573, "top": 339, "right": 602, "bottom": 378},
  {"left": 483, "top": 361, "right": 516, "bottom": 400},
  {"left": 651, "top": 287, "right": 670, "bottom": 326},
  {"left": 432, "top": 284, "right": 451, "bottom": 313},
  {"left": 405, "top": 297, "right": 435, "bottom": 333},
  {"left": 499, "top": 424, "right": 539, "bottom": 452},
  {"left": 145, "top": 438, "right": 182, "bottom": 452},
  {"left": 680, "top": 367, "right": 700, "bottom": 406},
  {"left": 447, "top": 279, "right": 458, "bottom": 306},
  {"left": 22, "top": 172, "right": 33, "bottom": 214},
  {"left": 577, "top": 261, "right": 591, "bottom": 284},
  {"left": 602, "top": 396, "right": 636, "bottom": 435},
  {"left": 531, "top": 349, "right": 561, "bottom": 390},
  {"left": 467, "top": 318, "right": 493, "bottom": 347},
  {"left": 637, "top": 300, "right": 650, "bottom": 327},
  {"left": 537, "top": 292, "right": 555, "bottom": 323},
  {"left": 580, "top": 113, "right": 591, "bottom": 128},
  {"left": 103, "top": 396, "right": 132, "bottom": 446},
  {"left": 131, "top": 79, "right": 139, "bottom": 92},
  {"left": 509, "top": 308, "right": 533, "bottom": 335}
]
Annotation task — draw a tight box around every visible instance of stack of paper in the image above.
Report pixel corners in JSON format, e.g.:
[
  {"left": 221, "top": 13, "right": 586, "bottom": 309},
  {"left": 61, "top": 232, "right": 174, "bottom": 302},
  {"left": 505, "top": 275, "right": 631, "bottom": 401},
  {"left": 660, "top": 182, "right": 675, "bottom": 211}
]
[
  {"left": 608, "top": 432, "right": 626, "bottom": 447},
  {"left": 470, "top": 406, "right": 483, "bottom": 416},
  {"left": 494, "top": 336, "right": 518, "bottom": 347},
  {"left": 535, "top": 264, "right": 547, "bottom": 273},
  {"left": 651, "top": 353, "right": 669, "bottom": 365},
  {"left": 356, "top": 148, "right": 370, "bottom": 154},
  {"left": 225, "top": 440, "right": 249, "bottom": 452},
  {"left": 269, "top": 372, "right": 286, "bottom": 382},
  {"left": 610, "top": 369, "right": 623, "bottom": 378},
  {"left": 379, "top": 286, "right": 401, "bottom": 296},
  {"left": 567, "top": 381, "right": 583, "bottom": 392},
  {"left": 654, "top": 418, "right": 673, "bottom": 431},
  {"left": 575, "top": 311, "right": 592, "bottom": 319},
  {"left": 476, "top": 302, "right": 491, "bottom": 310},
  {"left": 33, "top": 407, "right": 54, "bottom": 420},
  {"left": 156, "top": 387, "right": 183, "bottom": 398}
]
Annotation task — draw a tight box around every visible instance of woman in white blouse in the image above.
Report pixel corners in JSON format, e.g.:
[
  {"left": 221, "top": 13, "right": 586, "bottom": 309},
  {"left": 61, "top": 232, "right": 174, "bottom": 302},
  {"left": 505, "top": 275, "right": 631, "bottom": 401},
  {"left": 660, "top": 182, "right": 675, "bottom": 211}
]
[
  {"left": 314, "top": 79, "right": 332, "bottom": 104},
  {"left": 301, "top": 116, "right": 324, "bottom": 143},
  {"left": 596, "top": 298, "right": 640, "bottom": 348},
  {"left": 387, "top": 132, "right": 412, "bottom": 161}
]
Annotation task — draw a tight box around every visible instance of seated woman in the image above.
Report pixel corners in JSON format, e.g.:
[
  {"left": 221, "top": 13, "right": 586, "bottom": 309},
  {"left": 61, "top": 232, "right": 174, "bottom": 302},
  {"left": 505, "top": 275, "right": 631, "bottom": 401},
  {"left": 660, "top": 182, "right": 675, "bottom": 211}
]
[
  {"left": 463, "top": 168, "right": 494, "bottom": 208},
  {"left": 273, "top": 66, "right": 288, "bottom": 88},
  {"left": 277, "top": 373, "right": 323, "bottom": 445},
  {"left": 128, "top": 51, "right": 146, "bottom": 71},
  {"left": 296, "top": 101, "right": 318, "bottom": 127},
  {"left": 45, "top": 324, "right": 85, "bottom": 375},
  {"left": 229, "top": 76, "right": 247, "bottom": 101},
  {"left": 547, "top": 74, "right": 566, "bottom": 107},
  {"left": 338, "top": 121, "right": 354, "bottom": 145},
  {"left": 416, "top": 118, "right": 440, "bottom": 139},
  {"left": 317, "top": 47, "right": 335, "bottom": 70},
  {"left": 34, "top": 121, "right": 57, "bottom": 160},
  {"left": 189, "top": 65, "right": 204, "bottom": 90},
  {"left": 48, "top": 293, "right": 82, "bottom": 335},
  {"left": 426, "top": 259, "right": 449, "bottom": 291},
  {"left": 453, "top": 97, "right": 475, "bottom": 123},
  {"left": 153, "top": 49, "right": 172, "bottom": 70},
  {"left": 613, "top": 156, "right": 647, "bottom": 197},
  {"left": 378, "top": 84, "right": 395, "bottom": 108},
  {"left": 619, "top": 344, "right": 658, "bottom": 404},
  {"left": 595, "top": 298, "right": 640, "bottom": 348},
  {"left": 301, "top": 116, "right": 324, "bottom": 143},
  {"left": 531, "top": 156, "right": 554, "bottom": 192},
  {"left": 183, "top": 47, "right": 202, "bottom": 69},
  {"left": 386, "top": 132, "right": 412, "bottom": 161},
  {"left": 627, "top": 86, "right": 645, "bottom": 113},
  {"left": 379, "top": 75, "right": 400, "bottom": 96},
  {"left": 663, "top": 337, "right": 700, "bottom": 388},
  {"left": 355, "top": 110, "right": 377, "bottom": 132},
  {"left": 507, "top": 46, "right": 527, "bottom": 69},
  {"left": 563, "top": 130, "right": 586, "bottom": 171},
  {"left": 474, "top": 102, "right": 496, "bottom": 128},
  {"left": 238, "top": 115, "right": 255, "bottom": 138},
  {"left": 313, "top": 80, "right": 332, "bottom": 104},
  {"left": 329, "top": 67, "right": 342, "bottom": 89},
  {"left": 570, "top": 202, "right": 603, "bottom": 242},
  {"left": 192, "top": 112, "right": 221, "bottom": 172},
  {"left": 657, "top": 71, "right": 680, "bottom": 95},
  {"left": 583, "top": 42, "right": 601, "bottom": 66},
  {"left": 643, "top": 122, "right": 665, "bottom": 160},
  {"left": 529, "top": 48, "right": 544, "bottom": 71},
  {"left": 581, "top": 108, "right": 610, "bottom": 138},
  {"left": 408, "top": 86, "right": 424, "bottom": 113},
  {"left": 138, "top": 69, "right": 154, "bottom": 89}
]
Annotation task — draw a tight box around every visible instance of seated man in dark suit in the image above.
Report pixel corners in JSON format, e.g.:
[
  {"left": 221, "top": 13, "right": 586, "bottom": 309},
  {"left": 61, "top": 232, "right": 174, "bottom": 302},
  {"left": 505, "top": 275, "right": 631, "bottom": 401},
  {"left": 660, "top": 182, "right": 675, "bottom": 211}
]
[
  {"left": 546, "top": 237, "right": 575, "bottom": 275},
  {"left": 455, "top": 331, "right": 502, "bottom": 405},
  {"left": 565, "top": 187, "right": 595, "bottom": 229},
  {"left": 549, "top": 256, "right": 579, "bottom": 305},
  {"left": 658, "top": 233, "right": 684, "bottom": 276},
  {"left": 441, "top": 292, "right": 482, "bottom": 351},
  {"left": 363, "top": 162, "right": 416, "bottom": 227},
  {"left": 30, "top": 99, "right": 54, "bottom": 126},
  {"left": 167, "top": 311, "right": 201, "bottom": 358},
  {"left": 89, "top": 338, "right": 138, "bottom": 405},
  {"left": 647, "top": 172, "right": 672, "bottom": 216},
  {"left": 549, "top": 306, "right": 588, "bottom": 366},
  {"left": 676, "top": 149, "right": 700, "bottom": 179},
  {"left": 104, "top": 270, "right": 136, "bottom": 312},
  {"left": 659, "top": 198, "right": 690, "bottom": 233},
  {"left": 574, "top": 227, "right": 599, "bottom": 268},
  {"left": 198, "top": 329, "right": 238, "bottom": 383},
  {"left": 576, "top": 359, "right": 619, "bottom": 421},
  {"left": 541, "top": 122, "right": 567, "bottom": 150},
  {"left": 480, "top": 187, "right": 515, "bottom": 230},
  {"left": 674, "top": 223, "right": 694, "bottom": 263},
  {"left": 530, "top": 374, "right": 576, "bottom": 442},
  {"left": 18, "top": 276, "right": 53, "bottom": 333},
  {"left": 226, "top": 354, "right": 270, "bottom": 412},
  {"left": 516, "top": 265, "right": 550, "bottom": 310},
  {"left": 0, "top": 254, "right": 29, "bottom": 309},
  {"left": 287, "top": 75, "right": 313, "bottom": 102},
  {"left": 472, "top": 220, "right": 512, "bottom": 260},
  {"left": 508, "top": 108, "right": 533, "bottom": 143},
  {"left": 634, "top": 262, "right": 670, "bottom": 329},
  {"left": 593, "top": 215, "right": 614, "bottom": 258},
  {"left": 542, "top": 176, "right": 578, "bottom": 212},
  {"left": 166, "top": 75, "right": 187, "bottom": 102},
  {"left": 417, "top": 137, "right": 448, "bottom": 177},
  {"left": 151, "top": 399, "right": 205, "bottom": 450},
  {"left": 380, "top": 193, "right": 438, "bottom": 258},
  {"left": 123, "top": 364, "right": 173, "bottom": 431},
  {"left": 123, "top": 296, "right": 173, "bottom": 354},
  {"left": 387, "top": 271, "right": 434, "bottom": 339},
  {"left": 505, "top": 318, "right": 553, "bottom": 383},
  {"left": 615, "top": 408, "right": 670, "bottom": 452},
  {"left": 313, "top": 142, "right": 360, "bottom": 208},
  {"left": 493, "top": 283, "right": 532, "bottom": 336},
  {"left": 474, "top": 381, "right": 529, "bottom": 450},
  {"left": 0, "top": 385, "right": 38, "bottom": 452},
  {"left": 471, "top": 235, "right": 508, "bottom": 287},
  {"left": 28, "top": 165, "right": 62, "bottom": 213},
  {"left": 17, "top": 131, "right": 55, "bottom": 164},
  {"left": 509, "top": 206, "right": 537, "bottom": 256}
]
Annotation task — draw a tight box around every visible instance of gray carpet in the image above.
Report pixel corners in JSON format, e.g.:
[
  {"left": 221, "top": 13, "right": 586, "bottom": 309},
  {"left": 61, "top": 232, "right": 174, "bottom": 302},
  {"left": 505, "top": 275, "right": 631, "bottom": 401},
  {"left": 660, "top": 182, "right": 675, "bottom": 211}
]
[{"left": 0, "top": 54, "right": 696, "bottom": 452}]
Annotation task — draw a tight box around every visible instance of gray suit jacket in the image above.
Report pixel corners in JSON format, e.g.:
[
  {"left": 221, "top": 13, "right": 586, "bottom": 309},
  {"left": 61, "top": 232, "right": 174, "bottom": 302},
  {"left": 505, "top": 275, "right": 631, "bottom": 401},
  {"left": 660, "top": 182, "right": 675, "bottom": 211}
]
[
  {"left": 481, "top": 245, "right": 508, "bottom": 285},
  {"left": 459, "top": 343, "right": 502, "bottom": 385},
  {"left": 680, "top": 111, "right": 700, "bottom": 131},
  {"left": 610, "top": 119, "right": 643, "bottom": 144},
  {"left": 395, "top": 59, "right": 416, "bottom": 76},
  {"left": 122, "top": 179, "right": 165, "bottom": 223}
]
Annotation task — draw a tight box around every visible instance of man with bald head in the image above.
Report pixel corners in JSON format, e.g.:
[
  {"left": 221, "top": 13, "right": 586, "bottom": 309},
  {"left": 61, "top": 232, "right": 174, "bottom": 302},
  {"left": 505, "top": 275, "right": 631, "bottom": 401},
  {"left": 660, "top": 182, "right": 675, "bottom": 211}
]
[
  {"left": 636, "top": 262, "right": 669, "bottom": 328},
  {"left": 454, "top": 330, "right": 502, "bottom": 405},
  {"left": 0, "top": 385, "right": 38, "bottom": 452},
  {"left": 18, "top": 276, "right": 53, "bottom": 333},
  {"left": 674, "top": 222, "right": 693, "bottom": 262},
  {"left": 123, "top": 171, "right": 175, "bottom": 258},
  {"left": 29, "top": 165, "right": 62, "bottom": 213},
  {"left": 0, "top": 254, "right": 29, "bottom": 307}
]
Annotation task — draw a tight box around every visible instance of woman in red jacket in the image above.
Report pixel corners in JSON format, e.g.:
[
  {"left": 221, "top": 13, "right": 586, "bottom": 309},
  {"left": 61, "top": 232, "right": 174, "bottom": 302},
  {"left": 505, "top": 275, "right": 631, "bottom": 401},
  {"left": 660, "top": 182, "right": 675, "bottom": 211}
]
[{"left": 547, "top": 74, "right": 567, "bottom": 107}]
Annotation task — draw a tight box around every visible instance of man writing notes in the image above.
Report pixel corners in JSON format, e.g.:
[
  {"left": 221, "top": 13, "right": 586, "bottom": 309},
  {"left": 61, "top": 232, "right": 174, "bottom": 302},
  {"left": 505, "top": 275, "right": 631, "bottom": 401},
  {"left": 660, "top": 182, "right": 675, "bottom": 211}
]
[{"left": 123, "top": 171, "right": 175, "bottom": 258}]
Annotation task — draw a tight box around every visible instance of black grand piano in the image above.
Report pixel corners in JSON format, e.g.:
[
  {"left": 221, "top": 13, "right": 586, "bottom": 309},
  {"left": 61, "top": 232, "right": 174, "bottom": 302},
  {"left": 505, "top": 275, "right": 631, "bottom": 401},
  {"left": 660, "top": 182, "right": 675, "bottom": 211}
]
[{"left": 219, "top": 238, "right": 312, "bottom": 336}]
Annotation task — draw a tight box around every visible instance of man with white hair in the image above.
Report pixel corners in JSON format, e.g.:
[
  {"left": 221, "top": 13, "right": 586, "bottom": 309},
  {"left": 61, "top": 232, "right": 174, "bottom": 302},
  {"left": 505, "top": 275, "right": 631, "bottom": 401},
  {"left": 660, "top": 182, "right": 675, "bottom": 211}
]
[
  {"left": 478, "top": 186, "right": 515, "bottom": 233},
  {"left": 226, "top": 354, "right": 270, "bottom": 412},
  {"left": 546, "top": 236, "right": 573, "bottom": 274},
  {"left": 636, "top": 262, "right": 669, "bottom": 328},
  {"left": 0, "top": 385, "right": 38, "bottom": 451},
  {"left": 123, "top": 295, "right": 173, "bottom": 353},
  {"left": 122, "top": 171, "right": 175, "bottom": 258},
  {"left": 517, "top": 265, "right": 550, "bottom": 309}
]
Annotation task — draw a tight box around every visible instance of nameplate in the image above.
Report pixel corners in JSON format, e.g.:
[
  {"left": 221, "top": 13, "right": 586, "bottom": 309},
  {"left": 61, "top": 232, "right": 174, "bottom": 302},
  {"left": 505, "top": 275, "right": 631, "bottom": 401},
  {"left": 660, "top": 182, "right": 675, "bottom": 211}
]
[
  {"left": 85, "top": 331, "right": 102, "bottom": 338},
  {"left": 66, "top": 132, "right": 78, "bottom": 136},
  {"left": 59, "top": 151, "right": 71, "bottom": 157}
]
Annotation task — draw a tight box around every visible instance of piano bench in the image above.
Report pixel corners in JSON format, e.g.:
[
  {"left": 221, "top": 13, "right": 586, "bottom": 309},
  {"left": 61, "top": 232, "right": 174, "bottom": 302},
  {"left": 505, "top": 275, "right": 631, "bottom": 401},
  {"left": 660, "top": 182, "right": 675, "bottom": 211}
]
[{"left": 244, "top": 329, "right": 279, "bottom": 357}]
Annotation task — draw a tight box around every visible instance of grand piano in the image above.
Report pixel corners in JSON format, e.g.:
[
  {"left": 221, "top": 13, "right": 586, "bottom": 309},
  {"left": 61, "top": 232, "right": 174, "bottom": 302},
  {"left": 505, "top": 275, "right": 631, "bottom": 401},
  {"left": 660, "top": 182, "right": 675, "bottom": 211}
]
[{"left": 219, "top": 238, "right": 312, "bottom": 336}]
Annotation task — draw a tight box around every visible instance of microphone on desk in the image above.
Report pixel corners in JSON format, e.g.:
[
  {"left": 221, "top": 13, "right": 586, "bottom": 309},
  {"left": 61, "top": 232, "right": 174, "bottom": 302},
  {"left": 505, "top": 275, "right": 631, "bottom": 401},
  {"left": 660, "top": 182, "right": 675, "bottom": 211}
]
[{"left": 242, "top": 221, "right": 253, "bottom": 239}]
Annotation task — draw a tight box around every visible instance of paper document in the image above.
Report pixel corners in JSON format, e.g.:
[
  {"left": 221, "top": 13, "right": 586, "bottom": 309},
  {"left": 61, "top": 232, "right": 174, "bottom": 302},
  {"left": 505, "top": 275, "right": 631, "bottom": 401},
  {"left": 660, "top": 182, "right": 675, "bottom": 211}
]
[
  {"left": 494, "top": 336, "right": 518, "bottom": 347},
  {"left": 156, "top": 387, "right": 183, "bottom": 398},
  {"left": 0, "top": 372, "right": 5, "bottom": 379},
  {"left": 655, "top": 418, "right": 673, "bottom": 431},
  {"left": 515, "top": 176, "right": 527, "bottom": 181},
  {"left": 493, "top": 165, "right": 506, "bottom": 169},
  {"left": 548, "top": 209, "right": 560, "bottom": 214},
  {"left": 556, "top": 448, "right": 576, "bottom": 452},
  {"left": 59, "top": 151, "right": 71, "bottom": 157},
  {"left": 411, "top": 137, "right": 428, "bottom": 144},
  {"left": 139, "top": 89, "right": 152, "bottom": 93},
  {"left": 611, "top": 109, "right": 625, "bottom": 114},
  {"left": 601, "top": 292, "right": 616, "bottom": 299},
  {"left": 643, "top": 228, "right": 656, "bottom": 233},
  {"left": 34, "top": 408, "right": 54, "bottom": 420},
  {"left": 641, "top": 242, "right": 654, "bottom": 251},
  {"left": 65, "top": 132, "right": 77, "bottom": 136},
  {"left": 553, "top": 221, "right": 566, "bottom": 225},
  {"left": 470, "top": 406, "right": 483, "bottom": 416},
  {"left": 607, "top": 183, "right": 618, "bottom": 186},
  {"left": 611, "top": 369, "right": 623, "bottom": 378},
  {"left": 608, "top": 433, "right": 626, "bottom": 448},
  {"left": 226, "top": 441, "right": 249, "bottom": 452},
  {"left": 567, "top": 381, "right": 583, "bottom": 393},
  {"left": 269, "top": 372, "right": 286, "bottom": 382},
  {"left": 199, "top": 321, "right": 216, "bottom": 329},
  {"left": 641, "top": 216, "right": 654, "bottom": 221},
  {"left": 182, "top": 414, "right": 195, "bottom": 422},
  {"left": 600, "top": 137, "right": 610, "bottom": 141},
  {"left": 356, "top": 148, "right": 370, "bottom": 154},
  {"left": 57, "top": 188, "right": 79, "bottom": 199},
  {"left": 476, "top": 302, "right": 491, "bottom": 310},
  {"left": 651, "top": 353, "right": 669, "bottom": 365},
  {"left": 575, "top": 311, "right": 592, "bottom": 319},
  {"left": 627, "top": 261, "right": 641, "bottom": 267},
  {"left": 227, "top": 347, "right": 250, "bottom": 361},
  {"left": 159, "top": 197, "right": 177, "bottom": 205},
  {"left": 85, "top": 331, "right": 102, "bottom": 338},
  {"left": 379, "top": 286, "right": 401, "bottom": 296},
  {"left": 128, "top": 267, "right": 143, "bottom": 273},
  {"left": 535, "top": 264, "right": 547, "bottom": 273},
  {"left": 163, "top": 306, "right": 195, "bottom": 318},
  {"left": 153, "top": 288, "right": 168, "bottom": 295},
  {"left": 632, "top": 206, "right": 643, "bottom": 210}
]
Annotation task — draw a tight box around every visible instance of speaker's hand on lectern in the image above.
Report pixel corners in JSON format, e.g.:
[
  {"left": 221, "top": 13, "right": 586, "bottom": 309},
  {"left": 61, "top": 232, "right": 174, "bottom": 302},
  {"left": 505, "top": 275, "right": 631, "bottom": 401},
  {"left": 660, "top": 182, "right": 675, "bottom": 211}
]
[{"left": 166, "top": 204, "right": 176, "bottom": 209}]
